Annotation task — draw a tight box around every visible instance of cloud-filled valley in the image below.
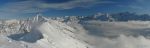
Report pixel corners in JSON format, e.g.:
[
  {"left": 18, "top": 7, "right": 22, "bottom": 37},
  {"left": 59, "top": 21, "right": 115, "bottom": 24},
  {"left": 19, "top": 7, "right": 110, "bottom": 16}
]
[
  {"left": 71, "top": 20, "right": 150, "bottom": 48},
  {"left": 0, "top": 15, "right": 150, "bottom": 48}
]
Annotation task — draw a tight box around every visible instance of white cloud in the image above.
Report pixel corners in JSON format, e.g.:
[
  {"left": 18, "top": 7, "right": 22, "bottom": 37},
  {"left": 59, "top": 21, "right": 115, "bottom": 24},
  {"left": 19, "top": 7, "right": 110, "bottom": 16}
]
[
  {"left": 0, "top": 0, "right": 116, "bottom": 14},
  {"left": 0, "top": 1, "right": 40, "bottom": 14},
  {"left": 39, "top": 0, "right": 116, "bottom": 9},
  {"left": 72, "top": 21, "right": 150, "bottom": 48},
  {"left": 89, "top": 35, "right": 150, "bottom": 48}
]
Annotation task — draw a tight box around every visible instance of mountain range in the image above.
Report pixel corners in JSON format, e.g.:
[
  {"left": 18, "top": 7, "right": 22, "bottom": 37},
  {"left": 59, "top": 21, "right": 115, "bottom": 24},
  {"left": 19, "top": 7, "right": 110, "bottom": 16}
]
[{"left": 0, "top": 12, "right": 150, "bottom": 48}]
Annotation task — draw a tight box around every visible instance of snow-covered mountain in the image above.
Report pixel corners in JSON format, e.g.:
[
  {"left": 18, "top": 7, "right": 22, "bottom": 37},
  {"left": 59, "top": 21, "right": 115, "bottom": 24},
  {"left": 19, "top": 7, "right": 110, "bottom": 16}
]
[
  {"left": 55, "top": 12, "right": 150, "bottom": 22},
  {"left": 0, "top": 15, "right": 91, "bottom": 48},
  {"left": 1, "top": 12, "right": 150, "bottom": 48}
]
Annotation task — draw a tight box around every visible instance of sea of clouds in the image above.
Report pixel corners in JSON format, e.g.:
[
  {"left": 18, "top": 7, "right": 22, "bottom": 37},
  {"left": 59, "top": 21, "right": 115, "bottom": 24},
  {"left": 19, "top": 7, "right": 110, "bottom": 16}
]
[{"left": 75, "top": 21, "right": 150, "bottom": 48}]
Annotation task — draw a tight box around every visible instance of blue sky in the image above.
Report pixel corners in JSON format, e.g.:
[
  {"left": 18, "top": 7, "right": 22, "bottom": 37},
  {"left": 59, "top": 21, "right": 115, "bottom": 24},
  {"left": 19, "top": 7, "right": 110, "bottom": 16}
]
[{"left": 0, "top": 0, "right": 149, "bottom": 19}]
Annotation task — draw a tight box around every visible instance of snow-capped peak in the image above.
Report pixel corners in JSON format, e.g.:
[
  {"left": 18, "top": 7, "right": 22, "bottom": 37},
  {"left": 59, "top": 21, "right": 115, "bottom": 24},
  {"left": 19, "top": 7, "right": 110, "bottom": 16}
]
[
  {"left": 94, "top": 12, "right": 104, "bottom": 17},
  {"left": 31, "top": 14, "right": 49, "bottom": 22},
  {"left": 0, "top": 14, "right": 91, "bottom": 48}
]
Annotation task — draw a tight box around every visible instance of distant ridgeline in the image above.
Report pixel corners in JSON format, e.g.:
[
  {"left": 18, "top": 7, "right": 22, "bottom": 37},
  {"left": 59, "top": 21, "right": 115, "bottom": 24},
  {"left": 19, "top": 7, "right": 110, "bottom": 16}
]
[
  {"left": 110, "top": 12, "right": 150, "bottom": 21},
  {"left": 1, "top": 12, "right": 150, "bottom": 22},
  {"left": 61, "top": 12, "right": 150, "bottom": 22},
  {"left": 80, "top": 12, "right": 150, "bottom": 21}
]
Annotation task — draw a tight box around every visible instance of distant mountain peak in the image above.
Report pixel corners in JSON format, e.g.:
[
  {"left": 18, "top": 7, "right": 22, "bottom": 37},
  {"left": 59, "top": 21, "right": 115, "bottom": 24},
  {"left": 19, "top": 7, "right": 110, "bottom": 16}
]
[{"left": 31, "top": 14, "right": 48, "bottom": 22}]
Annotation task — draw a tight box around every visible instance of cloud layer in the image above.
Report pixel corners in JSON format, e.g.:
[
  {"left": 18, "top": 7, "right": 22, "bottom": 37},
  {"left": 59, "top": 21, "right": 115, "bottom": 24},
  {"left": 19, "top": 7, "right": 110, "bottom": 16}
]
[
  {"left": 72, "top": 21, "right": 150, "bottom": 48},
  {"left": 90, "top": 35, "right": 150, "bottom": 48},
  {"left": 0, "top": 0, "right": 116, "bottom": 14}
]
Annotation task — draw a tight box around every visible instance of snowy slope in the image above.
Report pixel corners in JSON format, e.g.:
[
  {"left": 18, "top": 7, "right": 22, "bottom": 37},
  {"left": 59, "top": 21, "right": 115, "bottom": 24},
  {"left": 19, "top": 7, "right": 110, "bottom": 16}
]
[
  {"left": 0, "top": 15, "right": 90, "bottom": 48},
  {"left": 1, "top": 13, "right": 150, "bottom": 48}
]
